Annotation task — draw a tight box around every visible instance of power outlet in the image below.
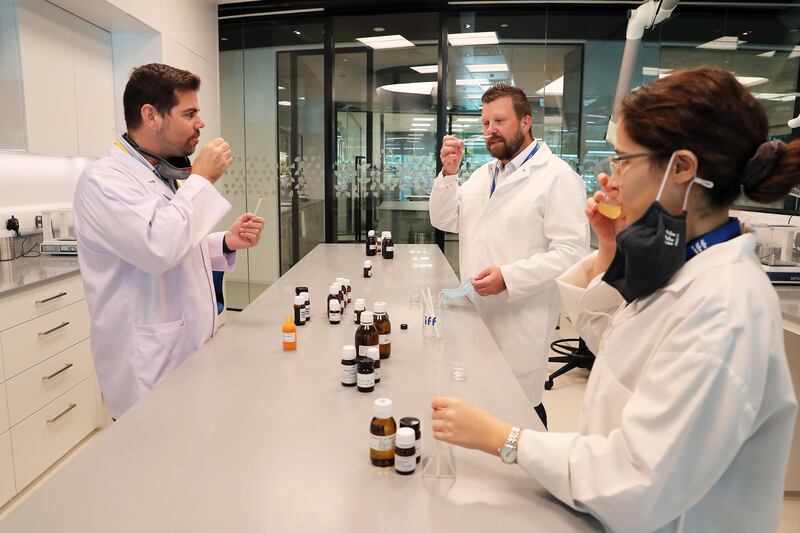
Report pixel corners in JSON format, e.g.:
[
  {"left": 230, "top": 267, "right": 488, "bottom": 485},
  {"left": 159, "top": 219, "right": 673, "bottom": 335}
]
[{"left": 35, "top": 215, "right": 43, "bottom": 229}]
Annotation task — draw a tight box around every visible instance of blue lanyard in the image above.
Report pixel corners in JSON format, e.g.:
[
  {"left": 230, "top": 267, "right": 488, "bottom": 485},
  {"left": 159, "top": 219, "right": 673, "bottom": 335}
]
[
  {"left": 686, "top": 217, "right": 741, "bottom": 260},
  {"left": 490, "top": 141, "right": 540, "bottom": 197}
]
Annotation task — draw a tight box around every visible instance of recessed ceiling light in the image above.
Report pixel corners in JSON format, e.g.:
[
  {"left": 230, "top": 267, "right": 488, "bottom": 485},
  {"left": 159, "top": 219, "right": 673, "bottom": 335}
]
[
  {"left": 409, "top": 128, "right": 429, "bottom": 132},
  {"left": 456, "top": 117, "right": 480, "bottom": 122},
  {"left": 411, "top": 65, "right": 438, "bottom": 74},
  {"left": 412, "top": 117, "right": 435, "bottom": 121},
  {"left": 378, "top": 81, "right": 437, "bottom": 95},
  {"left": 293, "top": 30, "right": 301, "bottom": 35},
  {"left": 278, "top": 101, "right": 291, "bottom": 106},
  {"left": 757, "top": 50, "right": 776, "bottom": 58},
  {"left": 501, "top": 24, "right": 508, "bottom": 28},
  {"left": 466, "top": 63, "right": 508, "bottom": 73},
  {"left": 356, "top": 34, "right": 414, "bottom": 50},
  {"left": 448, "top": 32, "right": 498, "bottom": 47},
  {"left": 696, "top": 36, "right": 746, "bottom": 51},
  {"left": 456, "top": 78, "right": 489, "bottom": 86},
  {"left": 373, "top": 27, "right": 385, "bottom": 32},
  {"left": 535, "top": 76, "right": 564, "bottom": 96}
]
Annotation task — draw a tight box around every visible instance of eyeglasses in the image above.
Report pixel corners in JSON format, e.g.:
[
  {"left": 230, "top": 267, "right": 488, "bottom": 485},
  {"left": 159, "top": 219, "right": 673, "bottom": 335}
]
[{"left": 594, "top": 151, "right": 659, "bottom": 178}]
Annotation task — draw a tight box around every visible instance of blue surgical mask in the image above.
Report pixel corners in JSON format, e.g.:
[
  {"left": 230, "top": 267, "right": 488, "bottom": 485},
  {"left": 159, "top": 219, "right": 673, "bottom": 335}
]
[
  {"left": 440, "top": 277, "right": 476, "bottom": 301},
  {"left": 601, "top": 151, "right": 714, "bottom": 303}
]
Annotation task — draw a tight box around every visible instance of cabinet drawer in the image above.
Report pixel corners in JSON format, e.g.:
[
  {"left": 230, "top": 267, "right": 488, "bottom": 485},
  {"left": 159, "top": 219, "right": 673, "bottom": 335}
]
[
  {"left": 5, "top": 339, "right": 93, "bottom": 426},
  {"left": 0, "top": 382, "right": 8, "bottom": 434},
  {"left": 1, "top": 300, "right": 90, "bottom": 379},
  {"left": 0, "top": 275, "right": 84, "bottom": 332},
  {"left": 0, "top": 431, "right": 15, "bottom": 507},
  {"left": 11, "top": 377, "right": 98, "bottom": 490}
]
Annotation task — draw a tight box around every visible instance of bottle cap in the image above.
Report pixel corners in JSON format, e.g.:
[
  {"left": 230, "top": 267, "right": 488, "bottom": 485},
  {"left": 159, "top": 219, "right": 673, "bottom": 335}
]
[
  {"left": 329, "top": 299, "right": 341, "bottom": 311},
  {"left": 329, "top": 285, "right": 338, "bottom": 295},
  {"left": 358, "top": 358, "right": 374, "bottom": 374},
  {"left": 396, "top": 427, "right": 415, "bottom": 447},
  {"left": 400, "top": 323, "right": 408, "bottom": 330},
  {"left": 333, "top": 282, "right": 343, "bottom": 290},
  {"left": 360, "top": 311, "right": 374, "bottom": 325},
  {"left": 373, "top": 301, "right": 387, "bottom": 314},
  {"left": 294, "top": 295, "right": 305, "bottom": 306},
  {"left": 385, "top": 231, "right": 392, "bottom": 239},
  {"left": 373, "top": 398, "right": 392, "bottom": 419},
  {"left": 300, "top": 292, "right": 309, "bottom": 299},
  {"left": 336, "top": 277, "right": 345, "bottom": 284},
  {"left": 341, "top": 345, "right": 356, "bottom": 360},
  {"left": 400, "top": 417, "right": 421, "bottom": 439},
  {"left": 364, "top": 260, "right": 372, "bottom": 268},
  {"left": 354, "top": 298, "right": 366, "bottom": 311},
  {"left": 367, "top": 347, "right": 379, "bottom": 361},
  {"left": 295, "top": 287, "right": 308, "bottom": 295},
  {"left": 368, "top": 230, "right": 375, "bottom": 237},
  {"left": 344, "top": 279, "right": 351, "bottom": 286}
]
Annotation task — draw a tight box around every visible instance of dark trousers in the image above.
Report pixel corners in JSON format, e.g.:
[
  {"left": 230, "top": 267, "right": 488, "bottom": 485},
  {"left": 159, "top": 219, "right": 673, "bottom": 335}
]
[{"left": 534, "top": 403, "right": 547, "bottom": 429}]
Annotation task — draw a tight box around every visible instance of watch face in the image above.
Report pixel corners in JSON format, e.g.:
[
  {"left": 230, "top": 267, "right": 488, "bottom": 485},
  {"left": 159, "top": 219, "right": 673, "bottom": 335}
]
[{"left": 500, "top": 444, "right": 516, "bottom": 464}]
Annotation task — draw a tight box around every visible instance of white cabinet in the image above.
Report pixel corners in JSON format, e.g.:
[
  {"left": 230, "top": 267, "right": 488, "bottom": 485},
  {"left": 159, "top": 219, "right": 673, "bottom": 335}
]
[
  {"left": 17, "top": 0, "right": 115, "bottom": 157},
  {"left": 0, "top": 432, "right": 15, "bottom": 508},
  {"left": 0, "top": 0, "right": 27, "bottom": 150}
]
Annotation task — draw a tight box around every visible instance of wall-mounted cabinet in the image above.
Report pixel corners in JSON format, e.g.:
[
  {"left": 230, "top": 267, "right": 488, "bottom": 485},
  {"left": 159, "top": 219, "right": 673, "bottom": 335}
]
[{"left": 0, "top": 0, "right": 27, "bottom": 151}]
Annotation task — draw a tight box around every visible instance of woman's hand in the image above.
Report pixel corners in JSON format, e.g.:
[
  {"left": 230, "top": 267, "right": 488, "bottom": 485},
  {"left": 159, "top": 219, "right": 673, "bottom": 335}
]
[{"left": 431, "top": 397, "right": 512, "bottom": 455}]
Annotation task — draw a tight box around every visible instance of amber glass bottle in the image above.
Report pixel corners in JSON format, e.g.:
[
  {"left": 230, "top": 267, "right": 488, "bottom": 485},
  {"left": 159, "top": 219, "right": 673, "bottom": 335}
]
[
  {"left": 370, "top": 398, "right": 396, "bottom": 467},
  {"left": 373, "top": 301, "right": 391, "bottom": 359},
  {"left": 354, "top": 311, "right": 379, "bottom": 357}
]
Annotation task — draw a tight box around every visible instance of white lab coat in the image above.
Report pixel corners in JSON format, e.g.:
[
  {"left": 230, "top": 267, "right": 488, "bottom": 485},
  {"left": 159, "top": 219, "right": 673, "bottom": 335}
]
[
  {"left": 73, "top": 140, "right": 235, "bottom": 419},
  {"left": 429, "top": 141, "right": 590, "bottom": 404},
  {"left": 518, "top": 233, "right": 797, "bottom": 532}
]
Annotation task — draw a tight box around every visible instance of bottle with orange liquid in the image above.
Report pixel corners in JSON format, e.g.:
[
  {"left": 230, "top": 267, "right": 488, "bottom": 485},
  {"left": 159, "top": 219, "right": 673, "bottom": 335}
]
[{"left": 282, "top": 316, "right": 297, "bottom": 351}]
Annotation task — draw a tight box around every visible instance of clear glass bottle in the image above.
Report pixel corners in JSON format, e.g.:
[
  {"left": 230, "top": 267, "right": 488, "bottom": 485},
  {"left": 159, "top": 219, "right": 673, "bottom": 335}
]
[
  {"left": 355, "top": 311, "right": 379, "bottom": 357},
  {"left": 370, "top": 398, "right": 396, "bottom": 467},
  {"left": 373, "top": 301, "right": 391, "bottom": 359}
]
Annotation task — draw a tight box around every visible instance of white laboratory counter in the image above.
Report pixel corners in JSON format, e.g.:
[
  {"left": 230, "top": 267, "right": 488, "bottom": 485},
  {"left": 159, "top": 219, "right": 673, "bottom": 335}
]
[{"left": 0, "top": 244, "right": 601, "bottom": 533}]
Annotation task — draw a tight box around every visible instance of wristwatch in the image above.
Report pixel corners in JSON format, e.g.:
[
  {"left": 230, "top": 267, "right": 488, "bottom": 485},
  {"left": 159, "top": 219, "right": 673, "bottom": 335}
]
[{"left": 499, "top": 426, "right": 521, "bottom": 464}]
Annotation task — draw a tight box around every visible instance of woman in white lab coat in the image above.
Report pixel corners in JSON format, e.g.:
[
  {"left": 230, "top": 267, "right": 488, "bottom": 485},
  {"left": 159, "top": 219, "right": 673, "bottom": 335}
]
[{"left": 431, "top": 67, "right": 799, "bottom": 532}]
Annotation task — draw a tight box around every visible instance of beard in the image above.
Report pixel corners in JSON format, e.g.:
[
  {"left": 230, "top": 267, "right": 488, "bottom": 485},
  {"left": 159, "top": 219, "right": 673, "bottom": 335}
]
[
  {"left": 487, "top": 130, "right": 525, "bottom": 160},
  {"left": 157, "top": 127, "right": 199, "bottom": 158}
]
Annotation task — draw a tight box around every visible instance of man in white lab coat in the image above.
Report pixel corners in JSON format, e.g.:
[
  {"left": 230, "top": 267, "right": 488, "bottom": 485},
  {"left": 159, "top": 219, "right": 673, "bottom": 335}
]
[
  {"left": 73, "top": 64, "right": 264, "bottom": 419},
  {"left": 430, "top": 83, "right": 589, "bottom": 422}
]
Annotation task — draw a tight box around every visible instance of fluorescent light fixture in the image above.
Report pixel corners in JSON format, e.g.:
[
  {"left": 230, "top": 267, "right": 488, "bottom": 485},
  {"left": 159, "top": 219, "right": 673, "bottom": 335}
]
[
  {"left": 757, "top": 51, "right": 776, "bottom": 58},
  {"left": 753, "top": 92, "right": 799, "bottom": 102},
  {"left": 448, "top": 32, "right": 499, "bottom": 47},
  {"left": 456, "top": 78, "right": 489, "bottom": 86},
  {"left": 585, "top": 140, "right": 608, "bottom": 144},
  {"left": 467, "top": 95, "right": 483, "bottom": 99},
  {"left": 412, "top": 117, "right": 435, "bottom": 121},
  {"left": 456, "top": 117, "right": 480, "bottom": 122},
  {"left": 293, "top": 30, "right": 301, "bottom": 35},
  {"left": 356, "top": 34, "right": 414, "bottom": 50},
  {"left": 735, "top": 76, "right": 768, "bottom": 88},
  {"left": 535, "top": 76, "right": 564, "bottom": 96},
  {"left": 278, "top": 101, "right": 291, "bottom": 106},
  {"left": 409, "top": 128, "right": 429, "bottom": 132},
  {"left": 411, "top": 65, "right": 438, "bottom": 74},
  {"left": 790, "top": 46, "right": 800, "bottom": 59},
  {"left": 696, "top": 36, "right": 745, "bottom": 51},
  {"left": 466, "top": 63, "right": 508, "bottom": 73},
  {"left": 642, "top": 67, "right": 673, "bottom": 77},
  {"left": 379, "top": 81, "right": 437, "bottom": 95},
  {"left": 278, "top": 86, "right": 287, "bottom": 90}
]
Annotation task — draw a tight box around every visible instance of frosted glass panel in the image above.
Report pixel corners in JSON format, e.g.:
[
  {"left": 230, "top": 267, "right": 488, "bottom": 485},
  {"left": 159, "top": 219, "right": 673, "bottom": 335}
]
[{"left": 0, "top": 0, "right": 26, "bottom": 151}]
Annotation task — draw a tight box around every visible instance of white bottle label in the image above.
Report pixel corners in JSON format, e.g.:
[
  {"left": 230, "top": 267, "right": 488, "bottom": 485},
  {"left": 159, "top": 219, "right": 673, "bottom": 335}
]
[
  {"left": 282, "top": 333, "right": 296, "bottom": 343},
  {"left": 385, "top": 246, "right": 394, "bottom": 252},
  {"left": 367, "top": 270, "right": 372, "bottom": 277},
  {"left": 394, "top": 453, "right": 416, "bottom": 473},
  {"left": 301, "top": 308, "right": 308, "bottom": 321},
  {"left": 369, "top": 245, "right": 376, "bottom": 251},
  {"left": 357, "top": 372, "right": 374, "bottom": 388},
  {"left": 329, "top": 310, "right": 341, "bottom": 322},
  {"left": 379, "top": 334, "right": 391, "bottom": 345},
  {"left": 358, "top": 345, "right": 370, "bottom": 357},
  {"left": 370, "top": 433, "right": 395, "bottom": 452},
  {"left": 341, "top": 364, "right": 357, "bottom": 384}
]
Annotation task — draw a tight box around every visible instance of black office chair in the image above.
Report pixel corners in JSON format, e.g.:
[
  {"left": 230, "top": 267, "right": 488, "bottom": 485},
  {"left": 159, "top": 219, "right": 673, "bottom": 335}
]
[{"left": 545, "top": 337, "right": 595, "bottom": 390}]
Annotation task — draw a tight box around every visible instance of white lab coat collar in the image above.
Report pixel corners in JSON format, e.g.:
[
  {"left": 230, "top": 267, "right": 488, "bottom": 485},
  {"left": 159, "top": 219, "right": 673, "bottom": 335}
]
[
  {"left": 490, "top": 140, "right": 552, "bottom": 194},
  {"left": 110, "top": 138, "right": 175, "bottom": 200}
]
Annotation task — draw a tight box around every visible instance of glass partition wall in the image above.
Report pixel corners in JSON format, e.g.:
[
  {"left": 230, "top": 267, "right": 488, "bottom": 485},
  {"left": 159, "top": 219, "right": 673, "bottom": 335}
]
[{"left": 218, "top": 2, "right": 800, "bottom": 305}]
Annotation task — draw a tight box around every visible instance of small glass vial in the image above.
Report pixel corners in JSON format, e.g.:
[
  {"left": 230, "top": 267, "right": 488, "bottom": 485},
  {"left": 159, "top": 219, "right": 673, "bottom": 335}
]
[
  {"left": 300, "top": 291, "right": 310, "bottom": 322},
  {"left": 282, "top": 316, "right": 296, "bottom": 351},
  {"left": 370, "top": 398, "right": 396, "bottom": 467},
  {"left": 367, "top": 346, "right": 381, "bottom": 384},
  {"left": 381, "top": 231, "right": 394, "bottom": 259},
  {"left": 293, "top": 295, "right": 306, "bottom": 326},
  {"left": 366, "top": 229, "right": 377, "bottom": 256},
  {"left": 328, "top": 299, "right": 342, "bottom": 325},
  {"left": 353, "top": 298, "right": 366, "bottom": 325},
  {"left": 344, "top": 279, "right": 352, "bottom": 304},
  {"left": 355, "top": 311, "right": 379, "bottom": 357},
  {"left": 373, "top": 301, "right": 391, "bottom": 359},
  {"left": 363, "top": 260, "right": 373, "bottom": 278},
  {"left": 341, "top": 345, "right": 357, "bottom": 387},
  {"left": 400, "top": 417, "right": 421, "bottom": 464},
  {"left": 357, "top": 357, "right": 375, "bottom": 393},
  {"left": 394, "top": 427, "right": 416, "bottom": 475}
]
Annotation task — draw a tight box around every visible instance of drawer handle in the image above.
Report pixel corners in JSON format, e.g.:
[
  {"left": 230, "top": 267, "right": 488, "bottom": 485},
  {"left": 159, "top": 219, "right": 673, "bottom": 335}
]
[
  {"left": 42, "top": 363, "right": 74, "bottom": 382},
  {"left": 46, "top": 403, "right": 77, "bottom": 424},
  {"left": 38, "top": 321, "right": 70, "bottom": 337},
  {"left": 36, "top": 292, "right": 68, "bottom": 304}
]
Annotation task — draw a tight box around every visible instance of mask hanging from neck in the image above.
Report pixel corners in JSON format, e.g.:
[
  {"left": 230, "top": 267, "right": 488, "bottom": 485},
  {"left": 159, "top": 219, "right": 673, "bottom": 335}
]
[{"left": 122, "top": 133, "right": 192, "bottom": 185}]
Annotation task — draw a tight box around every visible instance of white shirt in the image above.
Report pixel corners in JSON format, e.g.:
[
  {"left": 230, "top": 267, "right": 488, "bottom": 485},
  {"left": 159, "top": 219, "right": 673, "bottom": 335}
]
[
  {"left": 489, "top": 140, "right": 538, "bottom": 189},
  {"left": 517, "top": 233, "right": 797, "bottom": 532}
]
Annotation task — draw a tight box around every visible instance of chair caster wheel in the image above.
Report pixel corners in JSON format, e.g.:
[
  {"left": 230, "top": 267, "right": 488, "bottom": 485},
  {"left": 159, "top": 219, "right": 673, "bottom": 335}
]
[{"left": 544, "top": 380, "right": 553, "bottom": 391}]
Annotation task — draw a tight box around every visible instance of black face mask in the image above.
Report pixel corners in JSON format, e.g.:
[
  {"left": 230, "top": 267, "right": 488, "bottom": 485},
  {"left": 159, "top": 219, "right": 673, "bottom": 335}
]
[
  {"left": 601, "top": 152, "right": 714, "bottom": 303},
  {"left": 122, "top": 133, "right": 192, "bottom": 183}
]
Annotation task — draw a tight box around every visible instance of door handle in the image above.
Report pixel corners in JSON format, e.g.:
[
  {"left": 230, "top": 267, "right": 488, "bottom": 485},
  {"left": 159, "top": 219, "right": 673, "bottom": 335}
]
[
  {"left": 38, "top": 321, "right": 70, "bottom": 337},
  {"left": 36, "top": 292, "right": 67, "bottom": 304},
  {"left": 46, "top": 403, "right": 77, "bottom": 424}
]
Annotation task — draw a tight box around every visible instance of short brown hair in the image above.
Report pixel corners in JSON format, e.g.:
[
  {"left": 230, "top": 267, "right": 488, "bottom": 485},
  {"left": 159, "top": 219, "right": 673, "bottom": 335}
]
[
  {"left": 482, "top": 83, "right": 532, "bottom": 121},
  {"left": 621, "top": 66, "right": 800, "bottom": 207},
  {"left": 123, "top": 63, "right": 201, "bottom": 130}
]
